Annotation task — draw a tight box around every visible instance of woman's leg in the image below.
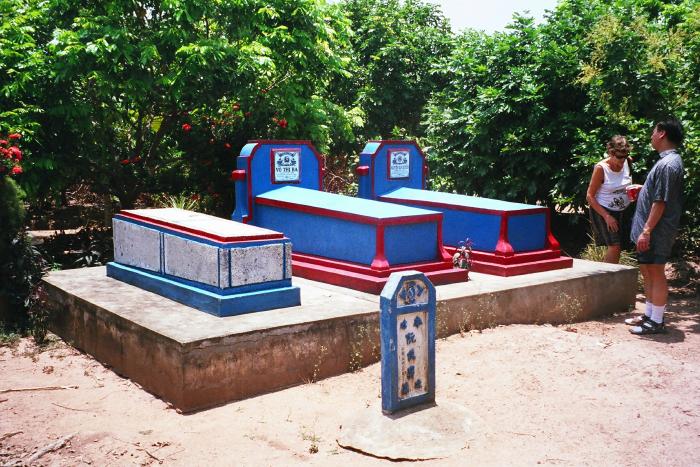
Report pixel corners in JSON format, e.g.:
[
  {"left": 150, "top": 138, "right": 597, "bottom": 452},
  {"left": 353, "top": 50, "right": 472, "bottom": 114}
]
[{"left": 605, "top": 244, "right": 621, "bottom": 263}]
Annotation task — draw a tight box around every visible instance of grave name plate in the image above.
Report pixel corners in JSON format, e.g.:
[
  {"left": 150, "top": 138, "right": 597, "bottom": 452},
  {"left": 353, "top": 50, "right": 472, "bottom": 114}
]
[{"left": 380, "top": 271, "right": 436, "bottom": 414}]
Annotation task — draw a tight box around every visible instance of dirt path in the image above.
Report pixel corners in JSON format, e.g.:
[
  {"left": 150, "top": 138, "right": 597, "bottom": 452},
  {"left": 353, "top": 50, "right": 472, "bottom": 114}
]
[{"left": 1, "top": 291, "right": 698, "bottom": 466}]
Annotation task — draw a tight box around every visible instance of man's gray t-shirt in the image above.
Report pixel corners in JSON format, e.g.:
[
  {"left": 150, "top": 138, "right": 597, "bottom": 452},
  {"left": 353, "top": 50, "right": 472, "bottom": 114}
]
[{"left": 630, "top": 149, "right": 684, "bottom": 256}]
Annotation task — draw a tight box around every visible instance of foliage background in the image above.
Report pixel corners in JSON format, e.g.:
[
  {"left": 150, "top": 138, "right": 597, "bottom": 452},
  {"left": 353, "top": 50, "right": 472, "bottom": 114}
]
[{"left": 1, "top": 0, "right": 698, "bottom": 325}]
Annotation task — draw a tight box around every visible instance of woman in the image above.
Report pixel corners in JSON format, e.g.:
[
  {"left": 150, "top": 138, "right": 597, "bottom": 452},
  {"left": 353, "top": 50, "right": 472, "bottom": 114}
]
[{"left": 586, "top": 135, "right": 633, "bottom": 263}]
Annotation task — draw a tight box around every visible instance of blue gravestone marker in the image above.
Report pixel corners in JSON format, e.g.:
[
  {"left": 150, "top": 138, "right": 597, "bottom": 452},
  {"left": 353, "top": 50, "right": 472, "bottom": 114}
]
[{"left": 380, "top": 271, "right": 436, "bottom": 414}]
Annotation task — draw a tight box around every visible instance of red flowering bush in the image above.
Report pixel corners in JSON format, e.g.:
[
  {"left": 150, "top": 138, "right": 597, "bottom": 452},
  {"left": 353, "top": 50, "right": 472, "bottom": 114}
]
[{"left": 0, "top": 133, "right": 24, "bottom": 178}]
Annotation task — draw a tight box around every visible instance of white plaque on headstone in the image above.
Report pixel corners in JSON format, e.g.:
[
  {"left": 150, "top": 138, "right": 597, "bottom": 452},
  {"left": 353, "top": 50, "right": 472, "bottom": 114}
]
[
  {"left": 273, "top": 149, "right": 301, "bottom": 183},
  {"left": 389, "top": 150, "right": 410, "bottom": 179}
]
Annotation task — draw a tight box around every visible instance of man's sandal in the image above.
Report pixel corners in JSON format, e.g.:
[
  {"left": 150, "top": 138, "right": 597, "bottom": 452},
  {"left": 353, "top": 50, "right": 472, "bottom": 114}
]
[
  {"left": 624, "top": 315, "right": 649, "bottom": 326},
  {"left": 629, "top": 319, "right": 666, "bottom": 335}
]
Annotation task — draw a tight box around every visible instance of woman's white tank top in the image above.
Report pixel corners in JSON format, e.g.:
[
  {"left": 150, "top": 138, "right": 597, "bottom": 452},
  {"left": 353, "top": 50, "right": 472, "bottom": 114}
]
[{"left": 594, "top": 158, "right": 632, "bottom": 211}]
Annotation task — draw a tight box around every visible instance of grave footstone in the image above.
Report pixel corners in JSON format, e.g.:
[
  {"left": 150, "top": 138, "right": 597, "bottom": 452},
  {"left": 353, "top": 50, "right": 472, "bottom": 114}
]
[{"left": 380, "top": 270, "right": 436, "bottom": 414}]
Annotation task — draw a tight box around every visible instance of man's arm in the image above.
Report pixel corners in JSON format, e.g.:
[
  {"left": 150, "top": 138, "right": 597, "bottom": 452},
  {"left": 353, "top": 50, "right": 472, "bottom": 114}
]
[{"left": 636, "top": 201, "right": 665, "bottom": 252}]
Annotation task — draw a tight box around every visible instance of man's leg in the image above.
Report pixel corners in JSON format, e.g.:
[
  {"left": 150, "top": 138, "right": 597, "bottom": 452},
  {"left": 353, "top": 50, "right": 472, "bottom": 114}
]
[
  {"left": 647, "top": 264, "right": 668, "bottom": 323},
  {"left": 639, "top": 264, "right": 653, "bottom": 304},
  {"left": 630, "top": 262, "right": 667, "bottom": 333}
]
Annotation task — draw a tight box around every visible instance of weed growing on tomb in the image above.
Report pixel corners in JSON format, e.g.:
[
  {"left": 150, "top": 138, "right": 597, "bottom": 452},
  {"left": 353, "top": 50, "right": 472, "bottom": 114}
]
[
  {"left": 310, "top": 345, "right": 328, "bottom": 383},
  {"left": 348, "top": 321, "right": 379, "bottom": 372},
  {"left": 555, "top": 289, "right": 583, "bottom": 331},
  {"left": 459, "top": 293, "right": 499, "bottom": 334},
  {"left": 436, "top": 301, "right": 450, "bottom": 339}
]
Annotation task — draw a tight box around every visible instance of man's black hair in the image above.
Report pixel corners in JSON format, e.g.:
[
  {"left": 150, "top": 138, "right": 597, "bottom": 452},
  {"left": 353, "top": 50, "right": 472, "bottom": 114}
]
[{"left": 655, "top": 118, "right": 684, "bottom": 146}]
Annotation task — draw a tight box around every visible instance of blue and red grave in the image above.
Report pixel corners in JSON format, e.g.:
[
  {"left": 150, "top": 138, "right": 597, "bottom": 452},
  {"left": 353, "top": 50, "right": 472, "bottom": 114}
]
[
  {"left": 356, "top": 140, "right": 573, "bottom": 276},
  {"left": 106, "top": 208, "right": 300, "bottom": 316},
  {"left": 231, "top": 140, "right": 466, "bottom": 294}
]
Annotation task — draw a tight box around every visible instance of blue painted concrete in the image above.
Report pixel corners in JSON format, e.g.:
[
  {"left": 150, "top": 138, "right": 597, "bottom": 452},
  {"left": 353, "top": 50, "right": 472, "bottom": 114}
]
[
  {"left": 385, "top": 222, "right": 438, "bottom": 264},
  {"left": 359, "top": 143, "right": 424, "bottom": 200},
  {"left": 258, "top": 186, "right": 439, "bottom": 220},
  {"left": 380, "top": 271, "right": 436, "bottom": 414},
  {"left": 256, "top": 204, "right": 377, "bottom": 265},
  {"left": 381, "top": 188, "right": 548, "bottom": 252},
  {"left": 233, "top": 142, "right": 322, "bottom": 222},
  {"left": 508, "top": 214, "right": 546, "bottom": 251},
  {"left": 106, "top": 262, "right": 300, "bottom": 317},
  {"left": 382, "top": 187, "right": 540, "bottom": 211}
]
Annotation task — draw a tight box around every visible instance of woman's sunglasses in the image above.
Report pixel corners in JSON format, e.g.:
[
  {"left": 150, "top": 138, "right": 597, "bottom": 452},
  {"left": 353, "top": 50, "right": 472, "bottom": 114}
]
[{"left": 612, "top": 149, "right": 630, "bottom": 159}]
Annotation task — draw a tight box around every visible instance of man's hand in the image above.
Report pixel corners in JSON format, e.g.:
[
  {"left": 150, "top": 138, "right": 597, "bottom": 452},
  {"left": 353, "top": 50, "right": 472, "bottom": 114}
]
[{"left": 636, "top": 229, "right": 651, "bottom": 252}]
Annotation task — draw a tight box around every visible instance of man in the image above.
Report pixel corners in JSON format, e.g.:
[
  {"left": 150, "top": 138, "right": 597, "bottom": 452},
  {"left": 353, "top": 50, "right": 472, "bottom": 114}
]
[{"left": 625, "top": 119, "right": 685, "bottom": 335}]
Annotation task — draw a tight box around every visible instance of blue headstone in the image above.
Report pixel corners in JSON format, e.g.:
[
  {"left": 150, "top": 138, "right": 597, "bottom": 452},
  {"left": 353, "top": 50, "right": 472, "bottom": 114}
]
[{"left": 380, "top": 271, "right": 436, "bottom": 414}]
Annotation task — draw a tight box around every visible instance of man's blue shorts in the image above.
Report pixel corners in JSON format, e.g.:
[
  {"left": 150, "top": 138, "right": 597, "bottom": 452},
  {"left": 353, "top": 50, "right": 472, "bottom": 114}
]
[{"left": 636, "top": 249, "right": 668, "bottom": 265}]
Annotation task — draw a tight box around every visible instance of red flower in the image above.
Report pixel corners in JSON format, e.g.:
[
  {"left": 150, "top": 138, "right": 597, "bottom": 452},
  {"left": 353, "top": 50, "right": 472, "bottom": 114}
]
[
  {"left": 182, "top": 123, "right": 192, "bottom": 132},
  {"left": 0, "top": 148, "right": 9, "bottom": 158},
  {"left": 232, "top": 103, "right": 240, "bottom": 111},
  {"left": 10, "top": 146, "right": 21, "bottom": 160},
  {"left": 190, "top": 194, "right": 201, "bottom": 201},
  {"left": 131, "top": 156, "right": 142, "bottom": 163},
  {"left": 0, "top": 140, "right": 7, "bottom": 146},
  {"left": 8, "top": 133, "right": 21, "bottom": 140},
  {"left": 278, "top": 118, "right": 288, "bottom": 129},
  {"left": 224, "top": 143, "right": 232, "bottom": 150},
  {"left": 120, "top": 159, "right": 130, "bottom": 165},
  {"left": 11, "top": 166, "right": 22, "bottom": 175}
]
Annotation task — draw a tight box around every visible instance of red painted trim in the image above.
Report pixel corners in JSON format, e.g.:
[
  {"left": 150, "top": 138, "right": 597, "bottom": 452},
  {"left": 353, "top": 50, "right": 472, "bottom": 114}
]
[
  {"left": 444, "top": 246, "right": 563, "bottom": 265},
  {"left": 239, "top": 140, "right": 326, "bottom": 223},
  {"left": 544, "top": 210, "right": 561, "bottom": 250},
  {"left": 270, "top": 147, "right": 302, "bottom": 185},
  {"left": 231, "top": 169, "right": 246, "bottom": 181},
  {"left": 362, "top": 140, "right": 427, "bottom": 199},
  {"left": 436, "top": 220, "right": 452, "bottom": 262},
  {"left": 292, "top": 252, "right": 454, "bottom": 277},
  {"left": 469, "top": 256, "right": 573, "bottom": 276},
  {"left": 379, "top": 196, "right": 547, "bottom": 216},
  {"left": 356, "top": 165, "right": 369, "bottom": 176},
  {"left": 116, "top": 212, "right": 284, "bottom": 242},
  {"left": 371, "top": 224, "right": 390, "bottom": 271},
  {"left": 386, "top": 148, "right": 412, "bottom": 180},
  {"left": 292, "top": 253, "right": 467, "bottom": 294},
  {"left": 494, "top": 215, "right": 514, "bottom": 257},
  {"left": 255, "top": 197, "right": 443, "bottom": 226}
]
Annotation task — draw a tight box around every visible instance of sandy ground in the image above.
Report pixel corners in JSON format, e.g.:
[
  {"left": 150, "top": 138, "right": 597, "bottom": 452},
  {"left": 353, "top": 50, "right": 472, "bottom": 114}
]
[{"left": 1, "top": 289, "right": 698, "bottom": 467}]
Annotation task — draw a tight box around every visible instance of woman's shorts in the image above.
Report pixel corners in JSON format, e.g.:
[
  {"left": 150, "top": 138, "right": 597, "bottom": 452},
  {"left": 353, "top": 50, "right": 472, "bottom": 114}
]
[{"left": 590, "top": 208, "right": 625, "bottom": 246}]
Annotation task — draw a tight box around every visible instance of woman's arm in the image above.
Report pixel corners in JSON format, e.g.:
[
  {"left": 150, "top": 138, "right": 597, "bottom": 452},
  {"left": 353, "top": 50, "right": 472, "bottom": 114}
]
[{"left": 586, "top": 164, "right": 619, "bottom": 232}]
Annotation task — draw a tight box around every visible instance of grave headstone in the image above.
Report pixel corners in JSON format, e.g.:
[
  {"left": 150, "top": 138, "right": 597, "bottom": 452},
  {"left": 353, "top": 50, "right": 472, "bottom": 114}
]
[{"left": 380, "top": 271, "right": 436, "bottom": 414}]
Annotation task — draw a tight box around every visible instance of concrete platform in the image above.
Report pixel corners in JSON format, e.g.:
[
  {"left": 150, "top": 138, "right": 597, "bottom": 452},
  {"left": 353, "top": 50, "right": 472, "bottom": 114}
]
[{"left": 43, "top": 260, "right": 636, "bottom": 412}]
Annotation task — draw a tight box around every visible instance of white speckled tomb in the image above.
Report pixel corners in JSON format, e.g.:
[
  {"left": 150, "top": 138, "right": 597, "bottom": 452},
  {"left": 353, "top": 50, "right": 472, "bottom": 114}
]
[{"left": 107, "top": 208, "right": 300, "bottom": 316}]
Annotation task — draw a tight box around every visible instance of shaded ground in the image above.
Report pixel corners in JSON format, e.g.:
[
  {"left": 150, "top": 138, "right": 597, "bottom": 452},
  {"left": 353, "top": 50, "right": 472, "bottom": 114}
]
[{"left": 1, "top": 284, "right": 698, "bottom": 466}]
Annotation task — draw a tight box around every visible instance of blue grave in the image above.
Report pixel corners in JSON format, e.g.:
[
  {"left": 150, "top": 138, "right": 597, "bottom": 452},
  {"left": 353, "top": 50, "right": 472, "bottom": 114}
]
[
  {"left": 356, "top": 141, "right": 573, "bottom": 276},
  {"left": 231, "top": 140, "right": 467, "bottom": 294},
  {"left": 380, "top": 271, "right": 436, "bottom": 414}
]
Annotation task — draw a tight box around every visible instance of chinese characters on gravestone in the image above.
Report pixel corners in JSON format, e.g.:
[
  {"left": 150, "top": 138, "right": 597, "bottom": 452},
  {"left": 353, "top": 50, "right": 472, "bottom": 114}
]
[
  {"left": 380, "top": 271, "right": 436, "bottom": 414},
  {"left": 273, "top": 148, "right": 301, "bottom": 183},
  {"left": 388, "top": 149, "right": 410, "bottom": 179}
]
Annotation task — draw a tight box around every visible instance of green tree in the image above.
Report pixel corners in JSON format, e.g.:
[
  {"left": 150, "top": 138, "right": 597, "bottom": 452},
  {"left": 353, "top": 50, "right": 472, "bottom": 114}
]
[{"left": 334, "top": 0, "right": 453, "bottom": 140}]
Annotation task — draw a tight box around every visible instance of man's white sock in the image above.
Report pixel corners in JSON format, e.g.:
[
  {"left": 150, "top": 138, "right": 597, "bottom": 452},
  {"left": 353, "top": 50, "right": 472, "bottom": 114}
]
[
  {"left": 645, "top": 301, "right": 653, "bottom": 318},
  {"left": 651, "top": 304, "right": 665, "bottom": 324}
]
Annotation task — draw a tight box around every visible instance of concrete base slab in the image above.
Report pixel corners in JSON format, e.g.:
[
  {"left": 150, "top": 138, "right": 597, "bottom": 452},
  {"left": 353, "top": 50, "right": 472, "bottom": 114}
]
[
  {"left": 43, "top": 260, "right": 636, "bottom": 412},
  {"left": 337, "top": 400, "right": 479, "bottom": 460}
]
